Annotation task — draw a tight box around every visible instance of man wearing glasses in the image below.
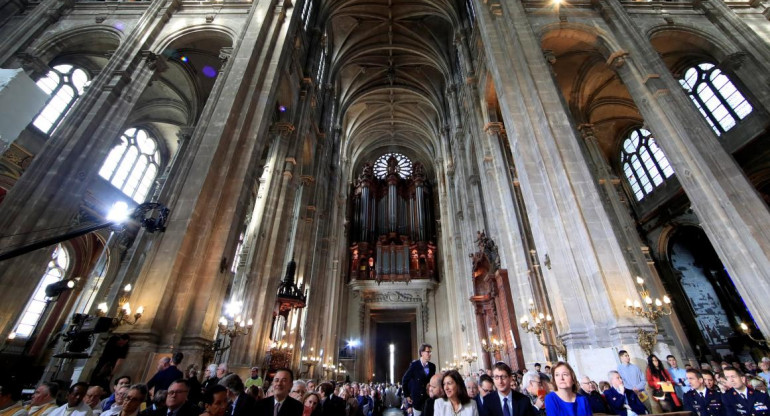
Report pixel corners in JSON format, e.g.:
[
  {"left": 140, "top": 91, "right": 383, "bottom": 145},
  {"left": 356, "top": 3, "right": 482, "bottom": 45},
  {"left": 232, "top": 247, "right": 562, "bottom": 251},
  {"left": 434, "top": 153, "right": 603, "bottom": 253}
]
[
  {"left": 105, "top": 385, "right": 146, "bottom": 416},
  {"left": 162, "top": 380, "right": 200, "bottom": 416},
  {"left": 401, "top": 344, "right": 436, "bottom": 416},
  {"left": 482, "top": 362, "right": 536, "bottom": 416}
]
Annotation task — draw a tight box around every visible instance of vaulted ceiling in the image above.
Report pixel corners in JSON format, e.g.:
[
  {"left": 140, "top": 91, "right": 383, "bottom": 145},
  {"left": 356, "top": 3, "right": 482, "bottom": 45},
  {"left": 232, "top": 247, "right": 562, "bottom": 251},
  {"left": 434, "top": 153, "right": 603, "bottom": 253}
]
[{"left": 319, "top": 0, "right": 461, "bottom": 174}]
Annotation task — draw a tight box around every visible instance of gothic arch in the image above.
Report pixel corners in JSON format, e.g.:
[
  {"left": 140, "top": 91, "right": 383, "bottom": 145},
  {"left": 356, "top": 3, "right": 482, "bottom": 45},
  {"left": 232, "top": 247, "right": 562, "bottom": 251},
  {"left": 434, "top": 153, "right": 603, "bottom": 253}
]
[
  {"left": 29, "top": 25, "right": 123, "bottom": 66},
  {"left": 647, "top": 25, "right": 736, "bottom": 74},
  {"left": 540, "top": 25, "right": 641, "bottom": 173},
  {"left": 151, "top": 25, "right": 236, "bottom": 55}
]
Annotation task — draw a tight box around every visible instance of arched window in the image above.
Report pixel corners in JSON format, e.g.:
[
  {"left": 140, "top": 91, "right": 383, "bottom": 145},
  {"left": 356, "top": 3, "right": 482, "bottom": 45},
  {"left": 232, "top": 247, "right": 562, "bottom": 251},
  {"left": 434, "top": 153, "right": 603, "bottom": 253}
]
[
  {"left": 33, "top": 64, "right": 90, "bottom": 134},
  {"left": 301, "top": 0, "right": 314, "bottom": 31},
  {"left": 679, "top": 63, "right": 752, "bottom": 135},
  {"left": 12, "top": 245, "right": 69, "bottom": 338},
  {"left": 98, "top": 127, "right": 160, "bottom": 203},
  {"left": 620, "top": 127, "right": 675, "bottom": 201}
]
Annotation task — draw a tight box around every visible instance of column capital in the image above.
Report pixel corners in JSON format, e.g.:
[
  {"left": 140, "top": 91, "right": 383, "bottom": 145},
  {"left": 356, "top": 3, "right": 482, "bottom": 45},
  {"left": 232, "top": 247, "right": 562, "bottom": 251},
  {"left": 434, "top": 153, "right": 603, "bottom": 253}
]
[
  {"left": 16, "top": 51, "right": 50, "bottom": 78},
  {"left": 271, "top": 122, "right": 295, "bottom": 137},
  {"left": 176, "top": 126, "right": 195, "bottom": 143},
  {"left": 606, "top": 50, "right": 629, "bottom": 70},
  {"left": 484, "top": 122, "right": 505, "bottom": 136},
  {"left": 543, "top": 49, "right": 557, "bottom": 65},
  {"left": 578, "top": 123, "right": 597, "bottom": 141},
  {"left": 720, "top": 51, "right": 749, "bottom": 72},
  {"left": 299, "top": 175, "right": 315, "bottom": 186}
]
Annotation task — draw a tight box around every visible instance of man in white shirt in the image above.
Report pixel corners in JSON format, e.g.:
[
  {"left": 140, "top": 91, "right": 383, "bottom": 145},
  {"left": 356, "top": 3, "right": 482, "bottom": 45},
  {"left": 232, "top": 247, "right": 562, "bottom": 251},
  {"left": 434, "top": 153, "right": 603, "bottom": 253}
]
[
  {"left": 25, "top": 383, "right": 59, "bottom": 416},
  {"left": 48, "top": 383, "right": 93, "bottom": 416},
  {"left": 84, "top": 387, "right": 104, "bottom": 416}
]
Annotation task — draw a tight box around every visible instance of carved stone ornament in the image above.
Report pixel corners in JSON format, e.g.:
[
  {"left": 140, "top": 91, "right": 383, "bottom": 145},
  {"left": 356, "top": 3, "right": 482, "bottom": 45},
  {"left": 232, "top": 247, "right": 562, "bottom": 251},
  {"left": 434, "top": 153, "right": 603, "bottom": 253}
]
[{"left": 362, "top": 291, "right": 422, "bottom": 303}]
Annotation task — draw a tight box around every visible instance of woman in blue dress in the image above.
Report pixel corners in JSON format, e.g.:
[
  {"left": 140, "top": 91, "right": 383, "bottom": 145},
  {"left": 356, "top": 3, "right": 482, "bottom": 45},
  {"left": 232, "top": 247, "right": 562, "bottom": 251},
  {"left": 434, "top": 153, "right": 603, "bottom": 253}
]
[{"left": 544, "top": 362, "right": 593, "bottom": 416}]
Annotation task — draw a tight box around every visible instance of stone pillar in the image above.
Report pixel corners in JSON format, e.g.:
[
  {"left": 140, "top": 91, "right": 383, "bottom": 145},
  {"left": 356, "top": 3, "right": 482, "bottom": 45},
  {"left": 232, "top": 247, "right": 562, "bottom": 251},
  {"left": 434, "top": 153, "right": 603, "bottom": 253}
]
[
  {"left": 595, "top": 0, "right": 770, "bottom": 337},
  {"left": 228, "top": 123, "right": 295, "bottom": 368},
  {"left": 693, "top": 0, "right": 770, "bottom": 73},
  {"left": 109, "top": 0, "right": 300, "bottom": 376},
  {"left": 0, "top": 0, "right": 74, "bottom": 65},
  {"left": 472, "top": 0, "right": 653, "bottom": 374},
  {"left": 578, "top": 124, "right": 694, "bottom": 358},
  {"left": 0, "top": 0, "right": 179, "bottom": 342}
]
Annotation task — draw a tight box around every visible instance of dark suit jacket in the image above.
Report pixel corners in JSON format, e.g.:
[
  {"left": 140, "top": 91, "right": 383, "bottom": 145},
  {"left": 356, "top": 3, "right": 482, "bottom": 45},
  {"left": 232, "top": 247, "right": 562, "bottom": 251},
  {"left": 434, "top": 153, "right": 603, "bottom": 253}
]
[
  {"left": 603, "top": 387, "right": 647, "bottom": 416},
  {"left": 482, "top": 391, "right": 537, "bottom": 416},
  {"left": 230, "top": 392, "right": 258, "bottom": 416},
  {"left": 255, "top": 396, "right": 304, "bottom": 416},
  {"left": 147, "top": 366, "right": 185, "bottom": 392},
  {"left": 722, "top": 387, "right": 770, "bottom": 416},
  {"left": 160, "top": 401, "right": 201, "bottom": 416},
  {"left": 473, "top": 396, "right": 487, "bottom": 416},
  {"left": 321, "top": 395, "right": 347, "bottom": 416},
  {"left": 401, "top": 359, "right": 436, "bottom": 411},
  {"left": 683, "top": 388, "right": 724, "bottom": 416},
  {"left": 423, "top": 397, "right": 436, "bottom": 416}
]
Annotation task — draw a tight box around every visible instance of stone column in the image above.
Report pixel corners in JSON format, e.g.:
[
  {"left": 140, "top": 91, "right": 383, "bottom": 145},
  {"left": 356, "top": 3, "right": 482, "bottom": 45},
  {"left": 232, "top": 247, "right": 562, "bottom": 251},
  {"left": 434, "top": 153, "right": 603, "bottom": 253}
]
[
  {"left": 578, "top": 124, "right": 693, "bottom": 357},
  {"left": 228, "top": 123, "right": 295, "bottom": 368},
  {"left": 0, "top": 0, "right": 74, "bottom": 65},
  {"left": 109, "top": 0, "right": 301, "bottom": 376},
  {"left": 693, "top": 0, "right": 770, "bottom": 71},
  {"left": 473, "top": 0, "right": 652, "bottom": 372},
  {"left": 0, "top": 0, "right": 179, "bottom": 342},
  {"left": 595, "top": 0, "right": 770, "bottom": 337}
]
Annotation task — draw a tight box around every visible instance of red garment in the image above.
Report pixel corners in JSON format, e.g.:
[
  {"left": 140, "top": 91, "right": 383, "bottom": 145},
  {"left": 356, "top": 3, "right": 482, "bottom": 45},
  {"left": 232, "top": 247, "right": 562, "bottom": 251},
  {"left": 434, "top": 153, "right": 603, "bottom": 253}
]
[{"left": 646, "top": 367, "right": 682, "bottom": 407}]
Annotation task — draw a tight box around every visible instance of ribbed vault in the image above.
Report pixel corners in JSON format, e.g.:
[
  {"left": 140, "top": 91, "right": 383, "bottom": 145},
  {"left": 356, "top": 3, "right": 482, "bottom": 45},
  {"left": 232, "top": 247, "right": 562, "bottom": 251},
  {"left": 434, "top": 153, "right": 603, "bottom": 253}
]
[{"left": 320, "top": 0, "right": 460, "bottom": 176}]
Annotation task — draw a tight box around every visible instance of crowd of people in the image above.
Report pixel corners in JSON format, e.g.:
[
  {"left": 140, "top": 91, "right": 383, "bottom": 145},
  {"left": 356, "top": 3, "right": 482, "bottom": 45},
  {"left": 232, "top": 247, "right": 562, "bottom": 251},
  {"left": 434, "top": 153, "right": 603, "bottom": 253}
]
[{"left": 3, "top": 344, "right": 770, "bottom": 416}]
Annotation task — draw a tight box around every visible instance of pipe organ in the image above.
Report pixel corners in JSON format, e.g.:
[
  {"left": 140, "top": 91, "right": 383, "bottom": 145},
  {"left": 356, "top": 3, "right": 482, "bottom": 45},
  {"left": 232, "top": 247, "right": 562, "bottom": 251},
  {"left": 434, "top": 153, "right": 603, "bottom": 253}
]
[{"left": 349, "top": 155, "right": 437, "bottom": 283}]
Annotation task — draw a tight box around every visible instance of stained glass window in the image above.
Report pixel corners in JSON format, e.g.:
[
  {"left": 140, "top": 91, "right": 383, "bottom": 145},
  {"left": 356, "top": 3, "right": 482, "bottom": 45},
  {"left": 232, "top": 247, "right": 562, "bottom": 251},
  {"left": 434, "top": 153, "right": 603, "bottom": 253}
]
[
  {"left": 12, "top": 245, "right": 69, "bottom": 338},
  {"left": 374, "top": 153, "right": 413, "bottom": 179},
  {"left": 679, "top": 63, "right": 752, "bottom": 135},
  {"left": 99, "top": 127, "right": 160, "bottom": 203},
  {"left": 33, "top": 65, "right": 90, "bottom": 134},
  {"left": 620, "top": 128, "right": 675, "bottom": 201}
]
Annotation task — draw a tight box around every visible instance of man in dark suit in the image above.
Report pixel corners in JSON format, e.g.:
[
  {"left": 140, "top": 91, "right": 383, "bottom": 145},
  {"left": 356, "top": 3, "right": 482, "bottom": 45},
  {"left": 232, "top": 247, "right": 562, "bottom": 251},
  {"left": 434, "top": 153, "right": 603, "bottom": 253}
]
[
  {"left": 482, "top": 362, "right": 536, "bottom": 416},
  {"left": 683, "top": 369, "right": 724, "bottom": 416},
  {"left": 604, "top": 371, "right": 648, "bottom": 416},
  {"left": 722, "top": 367, "right": 770, "bottom": 416},
  {"left": 423, "top": 374, "right": 443, "bottom": 416},
  {"left": 159, "top": 380, "right": 201, "bottom": 416},
  {"left": 401, "top": 343, "right": 436, "bottom": 416},
  {"left": 255, "top": 369, "right": 304, "bottom": 416},
  {"left": 319, "top": 382, "right": 346, "bottom": 416},
  {"left": 148, "top": 353, "right": 185, "bottom": 394},
  {"left": 222, "top": 374, "right": 257, "bottom": 416}
]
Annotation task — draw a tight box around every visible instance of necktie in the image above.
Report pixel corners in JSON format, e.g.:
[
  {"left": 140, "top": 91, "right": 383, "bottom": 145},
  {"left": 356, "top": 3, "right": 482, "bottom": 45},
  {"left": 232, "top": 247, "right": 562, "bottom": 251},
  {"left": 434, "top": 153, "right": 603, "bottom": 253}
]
[
  {"left": 741, "top": 393, "right": 747, "bottom": 400},
  {"left": 503, "top": 398, "right": 511, "bottom": 416},
  {"left": 274, "top": 402, "right": 282, "bottom": 416},
  {"left": 700, "top": 391, "right": 704, "bottom": 398}
]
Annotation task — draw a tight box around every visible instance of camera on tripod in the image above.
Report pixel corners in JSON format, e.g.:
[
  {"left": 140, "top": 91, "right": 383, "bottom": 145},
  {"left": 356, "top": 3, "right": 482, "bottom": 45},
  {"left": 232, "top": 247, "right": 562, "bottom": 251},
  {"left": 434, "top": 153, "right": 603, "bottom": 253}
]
[{"left": 55, "top": 313, "right": 114, "bottom": 358}]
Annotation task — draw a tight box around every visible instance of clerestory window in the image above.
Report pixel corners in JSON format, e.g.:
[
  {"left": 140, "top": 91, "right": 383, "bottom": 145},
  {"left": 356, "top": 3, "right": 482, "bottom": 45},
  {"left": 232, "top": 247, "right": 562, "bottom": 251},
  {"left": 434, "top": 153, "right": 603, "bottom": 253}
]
[
  {"left": 679, "top": 63, "right": 752, "bottom": 136},
  {"left": 99, "top": 127, "right": 160, "bottom": 203},
  {"left": 620, "top": 127, "right": 675, "bottom": 201},
  {"left": 12, "top": 245, "right": 69, "bottom": 338},
  {"left": 33, "top": 64, "right": 90, "bottom": 134}
]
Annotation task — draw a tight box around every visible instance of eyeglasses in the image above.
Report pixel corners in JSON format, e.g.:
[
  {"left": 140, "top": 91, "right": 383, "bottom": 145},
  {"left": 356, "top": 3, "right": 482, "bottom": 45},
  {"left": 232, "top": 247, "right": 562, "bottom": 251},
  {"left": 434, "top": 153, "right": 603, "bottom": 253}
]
[
  {"left": 492, "top": 375, "right": 509, "bottom": 380},
  {"left": 125, "top": 397, "right": 143, "bottom": 403},
  {"left": 167, "top": 390, "right": 189, "bottom": 395}
]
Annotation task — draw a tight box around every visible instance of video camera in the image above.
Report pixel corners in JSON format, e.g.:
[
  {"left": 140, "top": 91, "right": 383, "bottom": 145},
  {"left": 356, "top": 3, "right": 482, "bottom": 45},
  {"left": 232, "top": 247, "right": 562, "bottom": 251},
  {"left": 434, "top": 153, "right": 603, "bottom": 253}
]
[{"left": 56, "top": 314, "right": 113, "bottom": 357}]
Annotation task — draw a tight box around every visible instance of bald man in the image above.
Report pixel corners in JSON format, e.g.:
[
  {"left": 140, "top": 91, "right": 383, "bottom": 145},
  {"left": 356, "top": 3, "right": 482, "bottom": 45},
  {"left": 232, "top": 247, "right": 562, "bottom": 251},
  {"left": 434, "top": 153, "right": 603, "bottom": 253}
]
[{"left": 423, "top": 374, "right": 444, "bottom": 416}]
